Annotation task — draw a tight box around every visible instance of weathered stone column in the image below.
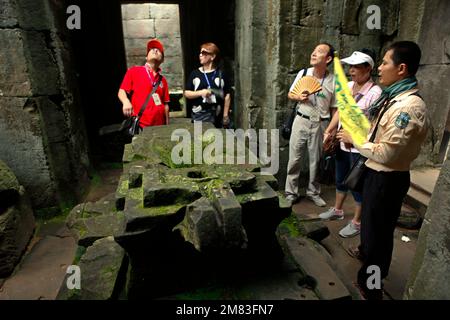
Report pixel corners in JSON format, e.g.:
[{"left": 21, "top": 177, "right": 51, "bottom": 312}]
[
  {"left": 0, "top": 0, "right": 90, "bottom": 209},
  {"left": 404, "top": 152, "right": 450, "bottom": 299}
]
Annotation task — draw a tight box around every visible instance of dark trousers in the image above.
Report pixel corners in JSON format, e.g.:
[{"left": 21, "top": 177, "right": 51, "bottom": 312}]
[{"left": 357, "top": 168, "right": 410, "bottom": 299}]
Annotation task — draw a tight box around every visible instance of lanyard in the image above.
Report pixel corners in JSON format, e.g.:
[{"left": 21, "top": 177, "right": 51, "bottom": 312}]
[
  {"left": 202, "top": 68, "right": 216, "bottom": 89},
  {"left": 312, "top": 75, "right": 326, "bottom": 106},
  {"left": 145, "top": 64, "right": 160, "bottom": 87}
]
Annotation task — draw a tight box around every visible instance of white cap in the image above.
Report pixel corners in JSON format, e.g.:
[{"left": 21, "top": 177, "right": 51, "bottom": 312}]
[{"left": 341, "top": 51, "right": 374, "bottom": 68}]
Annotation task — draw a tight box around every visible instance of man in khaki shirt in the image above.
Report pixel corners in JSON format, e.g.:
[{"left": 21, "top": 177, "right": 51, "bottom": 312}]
[{"left": 337, "top": 41, "right": 428, "bottom": 300}]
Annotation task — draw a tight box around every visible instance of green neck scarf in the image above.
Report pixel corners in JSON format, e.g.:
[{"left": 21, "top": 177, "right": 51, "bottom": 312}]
[{"left": 368, "top": 76, "right": 418, "bottom": 120}]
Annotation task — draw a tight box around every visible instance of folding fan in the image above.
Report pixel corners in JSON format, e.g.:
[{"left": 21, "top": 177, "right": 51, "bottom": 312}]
[{"left": 290, "top": 75, "right": 322, "bottom": 96}]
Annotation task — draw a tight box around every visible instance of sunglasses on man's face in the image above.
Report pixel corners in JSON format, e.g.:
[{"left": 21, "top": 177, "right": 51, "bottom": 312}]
[{"left": 200, "top": 50, "right": 212, "bottom": 56}]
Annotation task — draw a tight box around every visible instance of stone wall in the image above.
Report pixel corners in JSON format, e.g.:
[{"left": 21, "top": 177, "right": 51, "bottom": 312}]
[
  {"left": 0, "top": 0, "right": 90, "bottom": 209},
  {"left": 0, "top": 160, "right": 35, "bottom": 277},
  {"left": 121, "top": 3, "right": 184, "bottom": 91},
  {"left": 413, "top": 0, "right": 450, "bottom": 165}
]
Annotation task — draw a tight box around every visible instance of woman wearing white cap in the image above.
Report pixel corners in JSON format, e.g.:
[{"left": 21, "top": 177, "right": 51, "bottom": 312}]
[{"left": 319, "top": 49, "right": 382, "bottom": 238}]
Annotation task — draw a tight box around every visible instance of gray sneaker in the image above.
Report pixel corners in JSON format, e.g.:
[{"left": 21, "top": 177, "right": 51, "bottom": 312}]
[
  {"left": 306, "top": 195, "right": 327, "bottom": 207},
  {"left": 339, "top": 221, "right": 361, "bottom": 238},
  {"left": 319, "top": 207, "right": 344, "bottom": 220},
  {"left": 285, "top": 194, "right": 298, "bottom": 206}
]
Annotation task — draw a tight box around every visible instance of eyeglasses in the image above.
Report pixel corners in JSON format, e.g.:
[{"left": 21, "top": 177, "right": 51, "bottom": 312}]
[{"left": 199, "top": 50, "right": 212, "bottom": 56}]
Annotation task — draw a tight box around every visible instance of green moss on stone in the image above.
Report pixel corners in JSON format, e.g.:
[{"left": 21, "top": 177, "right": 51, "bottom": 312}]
[
  {"left": 174, "top": 286, "right": 233, "bottom": 300},
  {"left": 279, "top": 215, "right": 301, "bottom": 237},
  {"left": 72, "top": 246, "right": 87, "bottom": 265}
]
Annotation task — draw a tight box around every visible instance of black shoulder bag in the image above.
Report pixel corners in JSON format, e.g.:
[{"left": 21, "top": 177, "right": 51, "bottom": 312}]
[
  {"left": 120, "top": 75, "right": 163, "bottom": 137},
  {"left": 342, "top": 99, "right": 395, "bottom": 192},
  {"left": 281, "top": 68, "right": 307, "bottom": 140}
]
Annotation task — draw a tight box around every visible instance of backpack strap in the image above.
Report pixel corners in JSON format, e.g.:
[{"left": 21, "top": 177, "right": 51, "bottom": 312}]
[{"left": 409, "top": 91, "right": 424, "bottom": 101}]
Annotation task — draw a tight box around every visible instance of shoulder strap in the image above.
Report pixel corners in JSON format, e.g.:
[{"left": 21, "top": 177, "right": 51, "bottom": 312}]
[
  {"left": 355, "top": 82, "right": 376, "bottom": 103},
  {"left": 291, "top": 68, "right": 308, "bottom": 111},
  {"left": 301, "top": 67, "right": 308, "bottom": 78},
  {"left": 409, "top": 91, "right": 424, "bottom": 101},
  {"left": 137, "top": 75, "right": 163, "bottom": 118}
]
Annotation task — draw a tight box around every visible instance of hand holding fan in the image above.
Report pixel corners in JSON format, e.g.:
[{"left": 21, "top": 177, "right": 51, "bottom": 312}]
[{"left": 290, "top": 75, "right": 322, "bottom": 96}]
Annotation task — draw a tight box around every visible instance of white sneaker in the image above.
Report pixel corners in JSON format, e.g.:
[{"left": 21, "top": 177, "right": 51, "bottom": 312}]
[
  {"left": 285, "top": 194, "right": 298, "bottom": 206},
  {"left": 339, "top": 221, "right": 361, "bottom": 238},
  {"left": 306, "top": 195, "right": 327, "bottom": 207},
  {"left": 319, "top": 207, "right": 344, "bottom": 220}
]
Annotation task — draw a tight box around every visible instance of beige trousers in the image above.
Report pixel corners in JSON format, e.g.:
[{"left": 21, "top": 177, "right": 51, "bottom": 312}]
[{"left": 285, "top": 114, "right": 328, "bottom": 197}]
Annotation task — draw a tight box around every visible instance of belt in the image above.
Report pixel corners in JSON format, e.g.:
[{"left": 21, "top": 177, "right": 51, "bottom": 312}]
[{"left": 297, "top": 111, "right": 330, "bottom": 121}]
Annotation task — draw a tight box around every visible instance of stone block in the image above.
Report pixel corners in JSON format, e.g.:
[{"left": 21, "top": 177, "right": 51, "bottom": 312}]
[
  {"left": 0, "top": 0, "right": 19, "bottom": 27},
  {"left": 124, "top": 19, "right": 155, "bottom": 39},
  {"left": 150, "top": 3, "right": 179, "bottom": 20},
  {"left": 174, "top": 197, "right": 223, "bottom": 251},
  {"left": 342, "top": 0, "right": 362, "bottom": 35},
  {"left": 397, "top": 0, "right": 424, "bottom": 41},
  {"left": 323, "top": 0, "right": 344, "bottom": 28},
  {"left": 159, "top": 36, "right": 182, "bottom": 57},
  {"left": 299, "top": 220, "right": 330, "bottom": 242},
  {"left": 161, "top": 55, "right": 184, "bottom": 77},
  {"left": 291, "top": 26, "right": 321, "bottom": 69},
  {"left": 74, "top": 237, "right": 127, "bottom": 300},
  {"left": 68, "top": 212, "right": 126, "bottom": 247},
  {"left": 0, "top": 29, "right": 32, "bottom": 96},
  {"left": 415, "top": 65, "right": 450, "bottom": 163},
  {"left": 359, "top": 0, "right": 384, "bottom": 36},
  {"left": 298, "top": 0, "right": 324, "bottom": 28},
  {"left": 0, "top": 97, "right": 57, "bottom": 207},
  {"left": 143, "top": 184, "right": 201, "bottom": 208},
  {"left": 210, "top": 185, "right": 246, "bottom": 248},
  {"left": 164, "top": 73, "right": 184, "bottom": 91},
  {"left": 0, "top": 160, "right": 21, "bottom": 208},
  {"left": 380, "top": 0, "right": 399, "bottom": 37},
  {"left": 154, "top": 18, "right": 181, "bottom": 39},
  {"left": 15, "top": 0, "right": 51, "bottom": 30},
  {"left": 417, "top": 0, "right": 450, "bottom": 64},
  {"left": 283, "top": 236, "right": 351, "bottom": 300},
  {"left": 339, "top": 34, "right": 381, "bottom": 62},
  {"left": 126, "top": 56, "right": 145, "bottom": 68},
  {"left": 66, "top": 196, "right": 126, "bottom": 247},
  {"left": 121, "top": 3, "right": 151, "bottom": 20},
  {"left": 24, "top": 30, "right": 60, "bottom": 95},
  {"left": 405, "top": 157, "right": 450, "bottom": 299}
]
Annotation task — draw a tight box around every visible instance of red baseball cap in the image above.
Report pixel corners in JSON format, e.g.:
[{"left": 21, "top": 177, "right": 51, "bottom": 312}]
[{"left": 147, "top": 38, "right": 164, "bottom": 56}]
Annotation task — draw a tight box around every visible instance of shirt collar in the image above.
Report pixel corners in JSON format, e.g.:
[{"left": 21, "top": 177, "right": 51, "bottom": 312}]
[
  {"left": 392, "top": 88, "right": 419, "bottom": 100},
  {"left": 145, "top": 63, "right": 161, "bottom": 74},
  {"left": 351, "top": 79, "right": 375, "bottom": 96}
]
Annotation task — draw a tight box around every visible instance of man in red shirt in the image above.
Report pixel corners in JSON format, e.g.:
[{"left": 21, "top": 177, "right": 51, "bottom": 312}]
[{"left": 118, "top": 38, "right": 170, "bottom": 127}]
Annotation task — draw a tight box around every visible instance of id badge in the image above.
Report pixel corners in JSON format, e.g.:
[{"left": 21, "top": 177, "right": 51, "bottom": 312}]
[
  {"left": 152, "top": 93, "right": 162, "bottom": 106},
  {"left": 203, "top": 94, "right": 217, "bottom": 104},
  {"left": 192, "top": 105, "right": 202, "bottom": 113}
]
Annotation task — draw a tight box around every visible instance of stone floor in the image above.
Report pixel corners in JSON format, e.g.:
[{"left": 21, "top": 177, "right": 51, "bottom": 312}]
[
  {"left": 0, "top": 166, "right": 421, "bottom": 300},
  {"left": 292, "top": 184, "right": 420, "bottom": 300},
  {"left": 0, "top": 165, "right": 123, "bottom": 300}
]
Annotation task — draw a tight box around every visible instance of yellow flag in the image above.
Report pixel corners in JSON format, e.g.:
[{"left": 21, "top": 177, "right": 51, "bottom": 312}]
[{"left": 334, "top": 56, "right": 371, "bottom": 146}]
